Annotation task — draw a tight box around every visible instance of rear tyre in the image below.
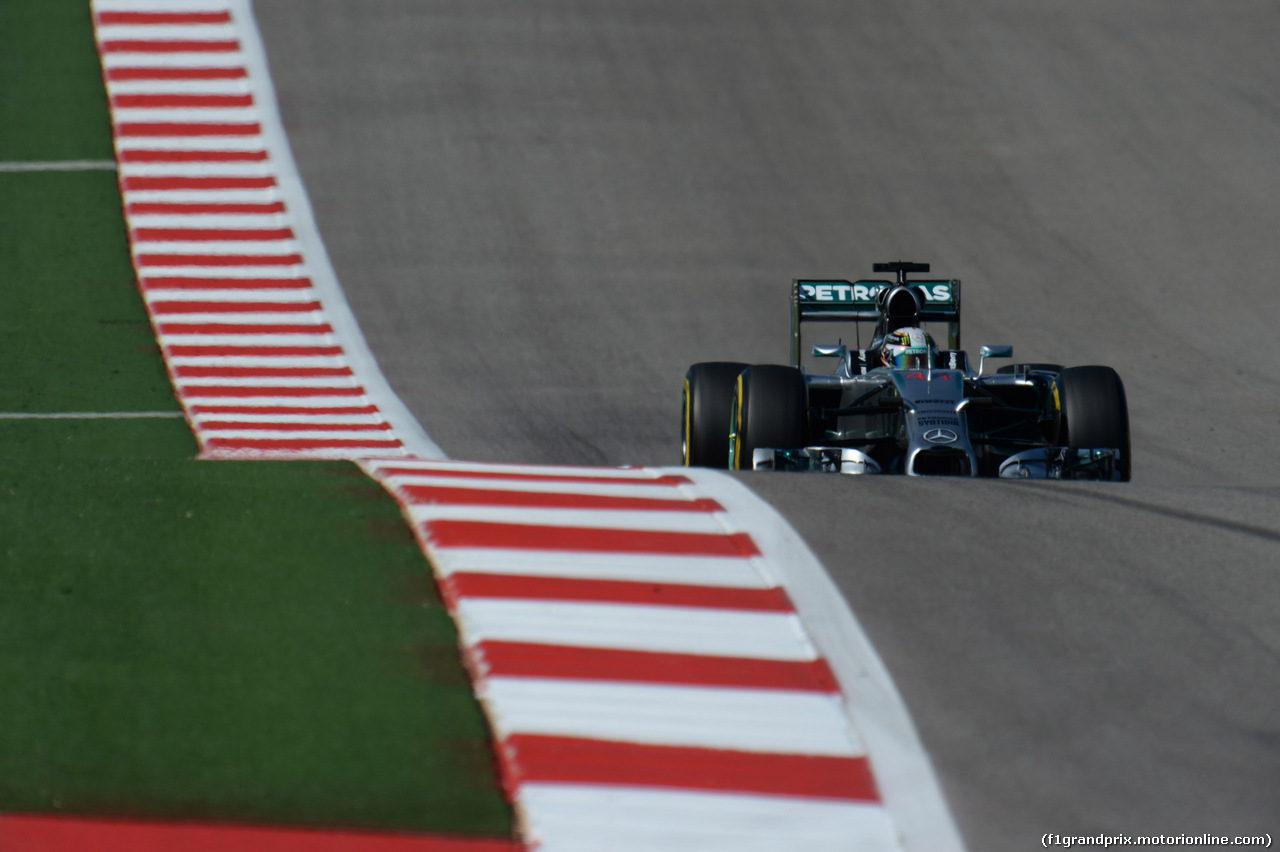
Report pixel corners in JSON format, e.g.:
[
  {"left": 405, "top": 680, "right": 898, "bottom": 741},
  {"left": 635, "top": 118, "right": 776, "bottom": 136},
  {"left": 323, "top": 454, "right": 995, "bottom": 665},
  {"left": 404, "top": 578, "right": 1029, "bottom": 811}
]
[
  {"left": 1057, "top": 366, "right": 1131, "bottom": 481},
  {"left": 729, "top": 365, "right": 808, "bottom": 470},
  {"left": 683, "top": 362, "right": 748, "bottom": 467}
]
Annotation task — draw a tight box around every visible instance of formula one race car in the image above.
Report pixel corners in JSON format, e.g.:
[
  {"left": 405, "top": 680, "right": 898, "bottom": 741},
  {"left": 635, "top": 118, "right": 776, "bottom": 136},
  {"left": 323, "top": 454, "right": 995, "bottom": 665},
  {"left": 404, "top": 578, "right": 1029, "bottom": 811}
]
[{"left": 682, "top": 262, "right": 1130, "bottom": 479}]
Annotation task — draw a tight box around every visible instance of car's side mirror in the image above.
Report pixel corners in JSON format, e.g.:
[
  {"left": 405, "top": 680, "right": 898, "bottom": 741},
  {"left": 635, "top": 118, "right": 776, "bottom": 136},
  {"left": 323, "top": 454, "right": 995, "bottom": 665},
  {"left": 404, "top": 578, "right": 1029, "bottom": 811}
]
[
  {"left": 978, "top": 344, "right": 1013, "bottom": 376},
  {"left": 811, "top": 344, "right": 847, "bottom": 359}
]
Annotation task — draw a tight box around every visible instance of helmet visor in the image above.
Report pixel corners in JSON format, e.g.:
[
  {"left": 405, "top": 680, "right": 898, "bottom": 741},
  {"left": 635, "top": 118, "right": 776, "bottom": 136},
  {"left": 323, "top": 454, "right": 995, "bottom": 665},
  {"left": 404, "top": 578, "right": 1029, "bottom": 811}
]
[{"left": 887, "top": 349, "right": 932, "bottom": 369}]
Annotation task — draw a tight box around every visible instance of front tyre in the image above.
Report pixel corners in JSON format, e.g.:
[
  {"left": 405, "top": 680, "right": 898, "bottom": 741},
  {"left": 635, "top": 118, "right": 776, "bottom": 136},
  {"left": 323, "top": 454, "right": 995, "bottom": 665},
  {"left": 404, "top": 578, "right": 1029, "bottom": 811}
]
[
  {"left": 729, "top": 365, "right": 807, "bottom": 470},
  {"left": 1057, "top": 365, "right": 1131, "bottom": 481},
  {"left": 683, "top": 362, "right": 748, "bottom": 467}
]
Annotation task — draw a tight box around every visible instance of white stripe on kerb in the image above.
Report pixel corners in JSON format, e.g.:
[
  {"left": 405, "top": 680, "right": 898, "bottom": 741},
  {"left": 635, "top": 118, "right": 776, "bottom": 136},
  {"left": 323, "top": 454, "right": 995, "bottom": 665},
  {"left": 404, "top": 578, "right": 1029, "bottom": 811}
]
[
  {"left": 129, "top": 214, "right": 286, "bottom": 228},
  {"left": 132, "top": 240, "right": 303, "bottom": 254},
  {"left": 119, "top": 162, "right": 275, "bottom": 178},
  {"left": 106, "top": 79, "right": 251, "bottom": 97},
  {"left": 146, "top": 291, "right": 319, "bottom": 305},
  {"left": 407, "top": 504, "right": 726, "bottom": 534},
  {"left": 115, "top": 137, "right": 266, "bottom": 152},
  {"left": 192, "top": 413, "right": 384, "bottom": 425},
  {"left": 369, "top": 458, "right": 679, "bottom": 481},
  {"left": 168, "top": 355, "right": 344, "bottom": 367},
  {"left": 95, "top": 24, "right": 239, "bottom": 41},
  {"left": 177, "top": 395, "right": 370, "bottom": 408},
  {"left": 387, "top": 474, "right": 699, "bottom": 500},
  {"left": 93, "top": 0, "right": 226, "bottom": 10},
  {"left": 425, "top": 547, "right": 769, "bottom": 588},
  {"left": 520, "top": 784, "right": 902, "bottom": 852},
  {"left": 456, "top": 599, "right": 818, "bottom": 661},
  {"left": 101, "top": 52, "right": 247, "bottom": 70},
  {"left": 112, "top": 107, "right": 259, "bottom": 124},
  {"left": 178, "top": 376, "right": 354, "bottom": 389},
  {"left": 484, "top": 677, "right": 866, "bottom": 756},
  {"left": 199, "top": 429, "right": 392, "bottom": 441},
  {"left": 0, "top": 160, "right": 117, "bottom": 173}
]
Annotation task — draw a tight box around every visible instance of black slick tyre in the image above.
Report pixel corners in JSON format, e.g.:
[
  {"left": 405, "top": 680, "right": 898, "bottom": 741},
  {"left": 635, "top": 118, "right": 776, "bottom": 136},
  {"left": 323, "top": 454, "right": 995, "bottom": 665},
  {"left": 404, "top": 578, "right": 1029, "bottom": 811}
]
[
  {"left": 729, "top": 365, "right": 807, "bottom": 470},
  {"left": 683, "top": 362, "right": 748, "bottom": 467},
  {"left": 1057, "top": 365, "right": 1131, "bottom": 481}
]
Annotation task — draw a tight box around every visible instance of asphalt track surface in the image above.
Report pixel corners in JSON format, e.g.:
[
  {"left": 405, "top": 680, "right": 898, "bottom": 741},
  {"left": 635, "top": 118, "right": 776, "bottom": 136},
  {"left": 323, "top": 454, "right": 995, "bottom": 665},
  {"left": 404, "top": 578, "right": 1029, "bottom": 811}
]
[{"left": 254, "top": 2, "right": 1280, "bottom": 846}]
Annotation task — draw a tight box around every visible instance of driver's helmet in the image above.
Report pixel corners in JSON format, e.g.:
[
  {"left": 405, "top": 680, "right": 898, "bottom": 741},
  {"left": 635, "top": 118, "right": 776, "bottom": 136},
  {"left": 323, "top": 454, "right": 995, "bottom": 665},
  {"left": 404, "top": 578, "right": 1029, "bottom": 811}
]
[{"left": 880, "top": 327, "right": 937, "bottom": 368}]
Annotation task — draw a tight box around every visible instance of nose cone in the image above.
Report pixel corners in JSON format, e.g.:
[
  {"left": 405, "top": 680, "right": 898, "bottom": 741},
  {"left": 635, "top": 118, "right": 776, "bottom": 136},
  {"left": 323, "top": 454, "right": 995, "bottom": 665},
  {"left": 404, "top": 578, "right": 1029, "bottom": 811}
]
[{"left": 894, "top": 370, "right": 977, "bottom": 477}]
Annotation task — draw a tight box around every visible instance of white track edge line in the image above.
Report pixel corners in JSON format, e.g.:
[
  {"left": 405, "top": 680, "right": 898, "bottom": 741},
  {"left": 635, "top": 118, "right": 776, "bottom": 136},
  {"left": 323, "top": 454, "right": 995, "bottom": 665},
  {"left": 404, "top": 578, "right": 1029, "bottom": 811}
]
[
  {"left": 231, "top": 0, "right": 444, "bottom": 459},
  {"left": 678, "top": 467, "right": 966, "bottom": 852}
]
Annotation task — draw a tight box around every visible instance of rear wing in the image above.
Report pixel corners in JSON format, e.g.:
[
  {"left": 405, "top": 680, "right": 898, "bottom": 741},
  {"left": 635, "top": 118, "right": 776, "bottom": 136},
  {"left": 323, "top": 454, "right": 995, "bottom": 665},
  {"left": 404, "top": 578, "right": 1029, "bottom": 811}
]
[{"left": 789, "top": 278, "right": 962, "bottom": 367}]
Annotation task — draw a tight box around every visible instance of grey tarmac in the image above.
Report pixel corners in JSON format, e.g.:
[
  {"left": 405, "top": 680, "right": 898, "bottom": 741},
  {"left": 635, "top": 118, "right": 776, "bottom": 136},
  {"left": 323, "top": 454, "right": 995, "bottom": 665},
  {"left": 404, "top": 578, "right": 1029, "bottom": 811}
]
[{"left": 254, "top": 1, "right": 1280, "bottom": 847}]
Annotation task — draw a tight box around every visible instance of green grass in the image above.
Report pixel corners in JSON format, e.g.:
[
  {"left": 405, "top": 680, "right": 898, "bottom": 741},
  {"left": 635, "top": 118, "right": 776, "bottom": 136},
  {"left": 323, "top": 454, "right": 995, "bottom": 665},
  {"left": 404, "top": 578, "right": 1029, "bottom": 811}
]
[
  {"left": 0, "top": 0, "right": 514, "bottom": 837},
  {"left": 0, "top": 0, "right": 114, "bottom": 162},
  {"left": 0, "top": 430, "right": 509, "bottom": 833},
  {"left": 0, "top": 418, "right": 197, "bottom": 461},
  {"left": 0, "top": 0, "right": 176, "bottom": 415},
  {"left": 0, "top": 171, "right": 180, "bottom": 414}
]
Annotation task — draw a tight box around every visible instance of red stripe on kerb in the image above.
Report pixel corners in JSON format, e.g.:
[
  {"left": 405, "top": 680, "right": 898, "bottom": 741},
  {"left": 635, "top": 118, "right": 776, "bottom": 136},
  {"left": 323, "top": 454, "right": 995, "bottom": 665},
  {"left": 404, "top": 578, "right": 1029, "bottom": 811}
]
[
  {"left": 167, "top": 345, "right": 343, "bottom": 357},
  {"left": 444, "top": 573, "right": 791, "bottom": 611},
  {"left": 116, "top": 122, "right": 261, "bottom": 137},
  {"left": 204, "top": 437, "right": 404, "bottom": 451},
  {"left": 97, "top": 11, "right": 233, "bottom": 25},
  {"left": 377, "top": 467, "right": 692, "bottom": 487},
  {"left": 425, "top": 520, "right": 760, "bottom": 557},
  {"left": 0, "top": 813, "right": 523, "bottom": 852},
  {"left": 473, "top": 641, "right": 839, "bottom": 692},
  {"left": 152, "top": 300, "right": 319, "bottom": 314},
  {"left": 502, "top": 735, "right": 881, "bottom": 801},
  {"left": 181, "top": 385, "right": 366, "bottom": 398},
  {"left": 101, "top": 39, "right": 241, "bottom": 53},
  {"left": 124, "top": 176, "right": 276, "bottom": 190},
  {"left": 135, "top": 228, "right": 295, "bottom": 242},
  {"left": 201, "top": 420, "right": 391, "bottom": 432},
  {"left": 113, "top": 93, "right": 254, "bottom": 109},
  {"left": 138, "top": 254, "right": 303, "bottom": 267},
  {"left": 108, "top": 67, "right": 248, "bottom": 81},
  {"left": 122, "top": 149, "right": 268, "bottom": 163},
  {"left": 398, "top": 483, "right": 721, "bottom": 513},
  {"left": 157, "top": 322, "right": 332, "bottom": 334},
  {"left": 144, "top": 278, "right": 311, "bottom": 290},
  {"left": 129, "top": 202, "right": 285, "bottom": 215}
]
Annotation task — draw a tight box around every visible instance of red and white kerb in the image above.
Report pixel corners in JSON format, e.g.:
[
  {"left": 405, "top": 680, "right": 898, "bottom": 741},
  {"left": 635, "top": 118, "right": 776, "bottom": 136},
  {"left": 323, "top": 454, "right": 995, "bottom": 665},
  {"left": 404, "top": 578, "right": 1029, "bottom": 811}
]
[
  {"left": 90, "top": 2, "right": 959, "bottom": 850},
  {"left": 94, "top": 0, "right": 411, "bottom": 459},
  {"left": 363, "top": 459, "right": 904, "bottom": 851}
]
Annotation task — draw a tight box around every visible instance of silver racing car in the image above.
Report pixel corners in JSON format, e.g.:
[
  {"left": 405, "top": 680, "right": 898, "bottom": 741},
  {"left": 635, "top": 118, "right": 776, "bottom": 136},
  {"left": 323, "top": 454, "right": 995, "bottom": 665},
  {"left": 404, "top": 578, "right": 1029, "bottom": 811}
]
[{"left": 682, "top": 262, "right": 1130, "bottom": 479}]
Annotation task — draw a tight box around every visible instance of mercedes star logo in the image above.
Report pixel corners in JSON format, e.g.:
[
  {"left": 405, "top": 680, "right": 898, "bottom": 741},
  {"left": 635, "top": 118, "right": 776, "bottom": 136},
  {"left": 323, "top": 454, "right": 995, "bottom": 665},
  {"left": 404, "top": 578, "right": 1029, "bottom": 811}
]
[{"left": 923, "top": 428, "right": 958, "bottom": 444}]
